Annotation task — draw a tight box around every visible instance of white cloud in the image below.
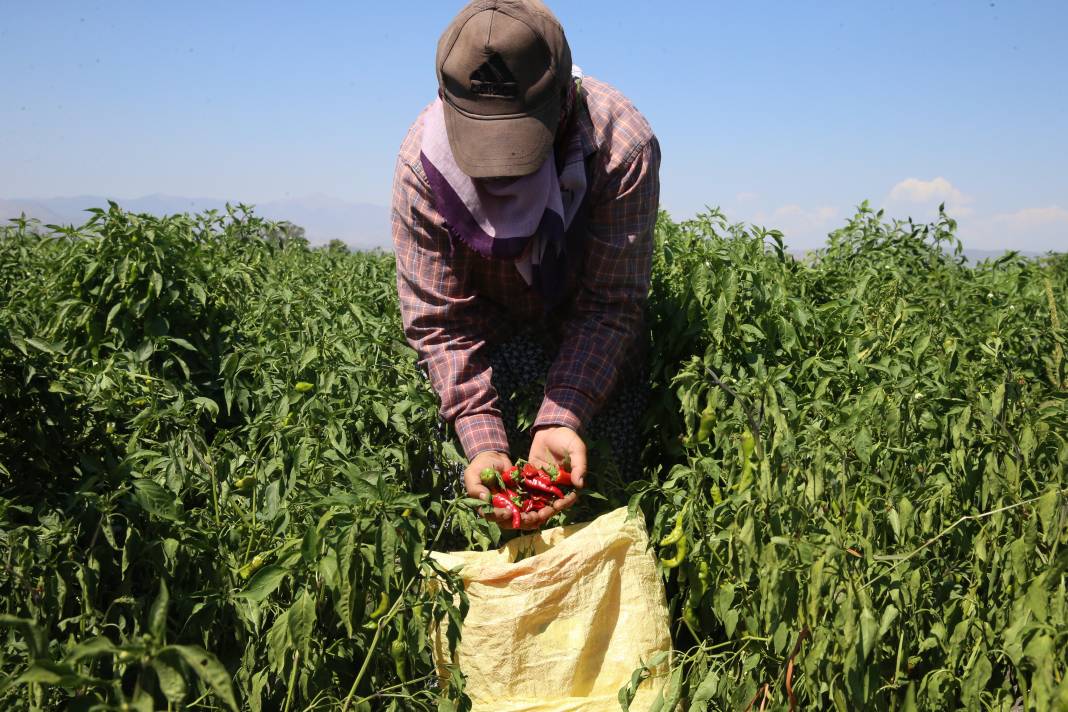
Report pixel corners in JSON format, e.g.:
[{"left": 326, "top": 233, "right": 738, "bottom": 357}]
[
  {"left": 750, "top": 204, "right": 841, "bottom": 249},
  {"left": 987, "top": 206, "right": 1068, "bottom": 230},
  {"left": 734, "top": 191, "right": 759, "bottom": 203},
  {"left": 962, "top": 206, "right": 1068, "bottom": 252},
  {"left": 887, "top": 177, "right": 974, "bottom": 217}
]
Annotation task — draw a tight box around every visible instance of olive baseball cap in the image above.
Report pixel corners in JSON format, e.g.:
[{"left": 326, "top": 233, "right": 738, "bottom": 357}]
[{"left": 436, "top": 0, "right": 572, "bottom": 178}]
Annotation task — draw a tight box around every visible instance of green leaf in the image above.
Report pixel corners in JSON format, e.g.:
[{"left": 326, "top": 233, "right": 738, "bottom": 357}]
[
  {"left": 991, "top": 382, "right": 1006, "bottom": 418},
  {"left": 287, "top": 588, "right": 317, "bottom": 654},
  {"left": 855, "top": 427, "right": 872, "bottom": 466},
  {"left": 690, "top": 666, "right": 720, "bottom": 712},
  {"left": 373, "top": 401, "right": 389, "bottom": 426},
  {"left": 961, "top": 654, "right": 992, "bottom": 707},
  {"left": 661, "top": 665, "right": 684, "bottom": 711},
  {"left": 860, "top": 606, "right": 878, "bottom": 660},
  {"left": 723, "top": 609, "right": 739, "bottom": 638},
  {"left": 1037, "top": 487, "right": 1060, "bottom": 537},
  {"left": 165, "top": 645, "right": 239, "bottom": 711},
  {"left": 131, "top": 479, "right": 180, "bottom": 521},
  {"left": 233, "top": 565, "right": 289, "bottom": 603},
  {"left": 192, "top": 396, "right": 219, "bottom": 419},
  {"left": 299, "top": 345, "right": 319, "bottom": 369},
  {"left": 0, "top": 615, "right": 47, "bottom": 660},
  {"left": 136, "top": 339, "right": 154, "bottom": 362},
  {"left": 739, "top": 323, "right": 766, "bottom": 341},
  {"left": 17, "top": 660, "right": 97, "bottom": 687},
  {"left": 878, "top": 604, "right": 899, "bottom": 638},
  {"left": 149, "top": 579, "right": 170, "bottom": 641},
  {"left": 168, "top": 337, "right": 197, "bottom": 351},
  {"left": 152, "top": 650, "right": 188, "bottom": 703},
  {"left": 24, "top": 337, "right": 61, "bottom": 355},
  {"left": 65, "top": 636, "right": 117, "bottom": 663},
  {"left": 1024, "top": 633, "right": 1053, "bottom": 667},
  {"left": 266, "top": 604, "right": 292, "bottom": 673},
  {"left": 301, "top": 525, "right": 320, "bottom": 564}
]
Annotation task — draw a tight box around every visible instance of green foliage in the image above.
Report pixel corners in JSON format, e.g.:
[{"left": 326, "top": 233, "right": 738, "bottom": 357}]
[
  {"left": 1, "top": 202, "right": 1066, "bottom": 710},
  {"left": 0, "top": 205, "right": 477, "bottom": 711},
  {"left": 641, "top": 206, "right": 1068, "bottom": 711}
]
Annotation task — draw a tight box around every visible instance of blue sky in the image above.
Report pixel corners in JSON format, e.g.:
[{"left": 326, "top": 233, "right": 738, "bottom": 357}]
[{"left": 2, "top": 0, "right": 1066, "bottom": 250}]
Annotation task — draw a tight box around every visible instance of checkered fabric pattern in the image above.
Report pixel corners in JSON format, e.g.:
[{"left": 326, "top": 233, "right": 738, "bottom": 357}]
[{"left": 392, "top": 77, "right": 661, "bottom": 459}]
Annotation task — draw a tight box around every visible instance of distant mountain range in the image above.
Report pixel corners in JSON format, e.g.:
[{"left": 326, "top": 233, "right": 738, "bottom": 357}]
[
  {"left": 0, "top": 194, "right": 391, "bottom": 250},
  {"left": 1, "top": 195, "right": 1051, "bottom": 262}
]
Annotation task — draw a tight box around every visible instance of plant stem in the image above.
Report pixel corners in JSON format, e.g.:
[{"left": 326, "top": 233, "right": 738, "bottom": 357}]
[
  {"left": 243, "top": 482, "right": 257, "bottom": 564},
  {"left": 187, "top": 433, "right": 220, "bottom": 526},
  {"left": 340, "top": 499, "right": 463, "bottom": 712},
  {"left": 863, "top": 487, "right": 1068, "bottom": 588},
  {"left": 283, "top": 650, "right": 300, "bottom": 712}
]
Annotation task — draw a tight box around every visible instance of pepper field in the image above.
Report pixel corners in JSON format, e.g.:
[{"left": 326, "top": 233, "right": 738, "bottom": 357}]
[{"left": 1, "top": 204, "right": 1066, "bottom": 711}]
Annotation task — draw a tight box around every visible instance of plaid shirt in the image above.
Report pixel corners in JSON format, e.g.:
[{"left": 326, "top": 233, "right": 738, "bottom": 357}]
[{"left": 391, "top": 76, "right": 661, "bottom": 459}]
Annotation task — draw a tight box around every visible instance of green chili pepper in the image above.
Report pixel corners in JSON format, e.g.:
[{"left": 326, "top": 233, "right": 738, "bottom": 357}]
[
  {"left": 659, "top": 511, "right": 685, "bottom": 547},
  {"left": 683, "top": 599, "right": 701, "bottom": 632},
  {"left": 687, "top": 559, "right": 710, "bottom": 622},
  {"left": 237, "top": 554, "right": 266, "bottom": 580},
  {"left": 368, "top": 591, "right": 388, "bottom": 620},
  {"left": 661, "top": 535, "right": 687, "bottom": 568},
  {"left": 479, "top": 467, "right": 500, "bottom": 488},
  {"left": 740, "top": 430, "right": 756, "bottom": 481},
  {"left": 741, "top": 429, "right": 756, "bottom": 458},
  {"left": 390, "top": 634, "right": 408, "bottom": 682},
  {"left": 695, "top": 403, "right": 715, "bottom": 443}
]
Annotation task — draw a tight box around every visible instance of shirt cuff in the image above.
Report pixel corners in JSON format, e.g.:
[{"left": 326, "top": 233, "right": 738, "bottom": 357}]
[
  {"left": 534, "top": 386, "right": 594, "bottom": 434},
  {"left": 454, "top": 413, "right": 510, "bottom": 460}
]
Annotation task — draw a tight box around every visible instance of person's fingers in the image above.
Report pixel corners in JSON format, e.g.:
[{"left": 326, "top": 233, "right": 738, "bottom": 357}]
[
  {"left": 530, "top": 454, "right": 554, "bottom": 472},
  {"left": 465, "top": 481, "right": 491, "bottom": 500},
  {"left": 524, "top": 507, "right": 554, "bottom": 529},
  {"left": 465, "top": 451, "right": 509, "bottom": 492},
  {"left": 463, "top": 468, "right": 493, "bottom": 500},
  {"left": 567, "top": 445, "right": 587, "bottom": 489},
  {"left": 470, "top": 487, "right": 512, "bottom": 526},
  {"left": 464, "top": 455, "right": 518, "bottom": 526},
  {"left": 558, "top": 491, "right": 578, "bottom": 509},
  {"left": 527, "top": 433, "right": 550, "bottom": 469}
]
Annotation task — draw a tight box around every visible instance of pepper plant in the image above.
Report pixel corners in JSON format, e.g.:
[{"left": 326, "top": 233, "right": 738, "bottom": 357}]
[{"left": 1, "top": 201, "right": 1065, "bottom": 710}]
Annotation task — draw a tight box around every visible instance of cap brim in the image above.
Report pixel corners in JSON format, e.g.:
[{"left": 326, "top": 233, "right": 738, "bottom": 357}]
[{"left": 442, "top": 97, "right": 559, "bottom": 179}]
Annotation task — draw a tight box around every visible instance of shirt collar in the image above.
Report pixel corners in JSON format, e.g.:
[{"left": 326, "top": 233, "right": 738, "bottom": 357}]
[{"left": 574, "top": 96, "right": 597, "bottom": 159}]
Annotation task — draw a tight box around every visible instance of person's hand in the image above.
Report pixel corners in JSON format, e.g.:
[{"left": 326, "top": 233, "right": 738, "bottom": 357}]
[
  {"left": 463, "top": 450, "right": 516, "bottom": 528},
  {"left": 524, "top": 425, "right": 587, "bottom": 529}
]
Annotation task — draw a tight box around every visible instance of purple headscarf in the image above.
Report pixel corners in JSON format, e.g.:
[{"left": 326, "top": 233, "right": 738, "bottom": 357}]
[{"left": 418, "top": 76, "right": 589, "bottom": 307}]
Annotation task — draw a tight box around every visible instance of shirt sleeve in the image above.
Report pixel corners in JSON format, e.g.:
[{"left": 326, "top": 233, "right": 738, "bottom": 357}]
[
  {"left": 391, "top": 156, "right": 510, "bottom": 459},
  {"left": 534, "top": 137, "right": 662, "bottom": 433}
]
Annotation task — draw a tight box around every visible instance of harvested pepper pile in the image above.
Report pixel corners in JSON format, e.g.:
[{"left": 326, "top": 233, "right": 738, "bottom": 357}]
[{"left": 480, "top": 459, "right": 576, "bottom": 529}]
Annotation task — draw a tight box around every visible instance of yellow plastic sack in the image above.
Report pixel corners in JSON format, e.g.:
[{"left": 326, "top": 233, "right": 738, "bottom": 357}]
[{"left": 430, "top": 506, "right": 671, "bottom": 712}]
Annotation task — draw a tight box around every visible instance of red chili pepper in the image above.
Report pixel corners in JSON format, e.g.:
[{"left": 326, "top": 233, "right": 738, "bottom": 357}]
[
  {"left": 523, "top": 476, "right": 564, "bottom": 499},
  {"left": 546, "top": 464, "right": 573, "bottom": 487},
  {"left": 529, "top": 496, "right": 549, "bottom": 510},
  {"left": 501, "top": 465, "right": 520, "bottom": 489},
  {"left": 521, "top": 499, "right": 535, "bottom": 513},
  {"left": 503, "top": 488, "right": 526, "bottom": 521},
  {"left": 521, "top": 462, "right": 540, "bottom": 479},
  {"left": 491, "top": 493, "right": 521, "bottom": 529}
]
